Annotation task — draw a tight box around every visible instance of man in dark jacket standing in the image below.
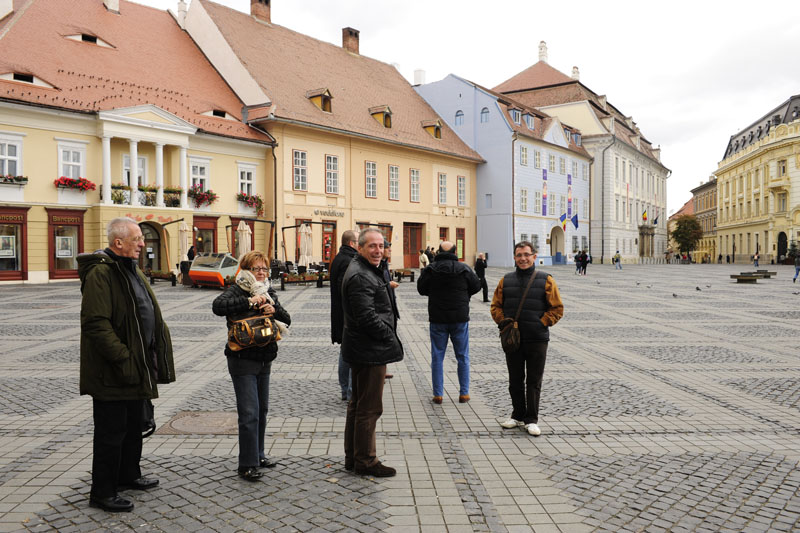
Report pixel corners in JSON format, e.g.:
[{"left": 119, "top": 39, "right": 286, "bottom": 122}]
[
  {"left": 78, "top": 217, "right": 175, "bottom": 512},
  {"left": 417, "top": 241, "right": 481, "bottom": 404},
  {"left": 330, "top": 229, "right": 359, "bottom": 401},
  {"left": 341, "top": 228, "right": 404, "bottom": 477},
  {"left": 475, "top": 253, "right": 489, "bottom": 302},
  {"left": 490, "top": 241, "right": 563, "bottom": 437}
]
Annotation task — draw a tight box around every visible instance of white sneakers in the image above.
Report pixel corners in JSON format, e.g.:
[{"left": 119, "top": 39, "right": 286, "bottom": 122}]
[
  {"left": 500, "top": 418, "right": 542, "bottom": 436},
  {"left": 500, "top": 418, "right": 524, "bottom": 429}
]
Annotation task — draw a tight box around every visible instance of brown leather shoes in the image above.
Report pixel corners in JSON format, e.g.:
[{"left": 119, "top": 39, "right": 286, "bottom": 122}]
[
  {"left": 354, "top": 461, "right": 396, "bottom": 477},
  {"left": 432, "top": 396, "right": 443, "bottom": 404},
  {"left": 458, "top": 395, "right": 470, "bottom": 403}
]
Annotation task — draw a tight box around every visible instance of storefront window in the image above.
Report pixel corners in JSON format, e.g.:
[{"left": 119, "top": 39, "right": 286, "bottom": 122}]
[
  {"left": 0, "top": 224, "right": 21, "bottom": 271},
  {"left": 140, "top": 223, "right": 160, "bottom": 274},
  {"left": 54, "top": 225, "right": 78, "bottom": 271}
]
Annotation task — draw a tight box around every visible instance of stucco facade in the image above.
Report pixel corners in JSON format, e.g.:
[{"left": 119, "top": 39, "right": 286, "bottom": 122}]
[{"left": 690, "top": 177, "right": 717, "bottom": 263}]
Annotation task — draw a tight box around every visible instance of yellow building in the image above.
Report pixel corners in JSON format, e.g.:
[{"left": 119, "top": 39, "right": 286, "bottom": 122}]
[
  {"left": 690, "top": 177, "right": 717, "bottom": 263},
  {"left": 0, "top": 0, "right": 274, "bottom": 283},
  {"left": 715, "top": 96, "right": 800, "bottom": 263},
  {"left": 185, "top": 0, "right": 482, "bottom": 268}
]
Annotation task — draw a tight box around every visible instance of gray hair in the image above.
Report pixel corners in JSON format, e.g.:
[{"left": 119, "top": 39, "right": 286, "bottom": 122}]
[
  {"left": 107, "top": 217, "right": 138, "bottom": 245},
  {"left": 358, "top": 228, "right": 383, "bottom": 247},
  {"left": 341, "top": 229, "right": 359, "bottom": 247}
]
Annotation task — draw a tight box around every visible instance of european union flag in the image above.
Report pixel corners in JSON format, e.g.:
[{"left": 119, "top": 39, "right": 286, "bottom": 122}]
[{"left": 571, "top": 214, "right": 579, "bottom": 229}]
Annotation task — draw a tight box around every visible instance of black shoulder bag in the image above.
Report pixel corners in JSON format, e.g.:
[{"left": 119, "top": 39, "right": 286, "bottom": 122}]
[{"left": 498, "top": 273, "right": 536, "bottom": 355}]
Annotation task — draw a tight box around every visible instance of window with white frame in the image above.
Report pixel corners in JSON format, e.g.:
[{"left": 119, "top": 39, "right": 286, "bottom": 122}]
[
  {"left": 548, "top": 154, "right": 555, "bottom": 172},
  {"left": 534, "top": 191, "right": 541, "bottom": 214},
  {"left": 520, "top": 146, "right": 528, "bottom": 166},
  {"left": 389, "top": 165, "right": 399, "bottom": 200},
  {"left": 238, "top": 163, "right": 255, "bottom": 196},
  {"left": 123, "top": 155, "right": 147, "bottom": 187},
  {"left": 293, "top": 150, "right": 307, "bottom": 191},
  {"left": 365, "top": 161, "right": 377, "bottom": 198},
  {"left": 520, "top": 233, "right": 529, "bottom": 243},
  {"left": 410, "top": 169, "right": 420, "bottom": 202},
  {"left": 583, "top": 199, "right": 588, "bottom": 218},
  {"left": 0, "top": 134, "right": 22, "bottom": 175},
  {"left": 520, "top": 188, "right": 528, "bottom": 212},
  {"left": 438, "top": 173, "right": 447, "bottom": 204},
  {"left": 559, "top": 195, "right": 566, "bottom": 214},
  {"left": 532, "top": 234, "right": 539, "bottom": 251},
  {"left": 524, "top": 114, "right": 535, "bottom": 129},
  {"left": 581, "top": 236, "right": 588, "bottom": 250},
  {"left": 615, "top": 157, "right": 620, "bottom": 186},
  {"left": 534, "top": 150, "right": 541, "bottom": 169},
  {"left": 583, "top": 164, "right": 588, "bottom": 181},
  {"left": 480, "top": 107, "right": 489, "bottom": 123},
  {"left": 457, "top": 176, "right": 466, "bottom": 206},
  {"left": 326, "top": 155, "right": 338, "bottom": 194},
  {"left": 572, "top": 235, "right": 579, "bottom": 252},
  {"left": 190, "top": 159, "right": 209, "bottom": 190},
  {"left": 58, "top": 141, "right": 86, "bottom": 179},
  {"left": 510, "top": 109, "right": 521, "bottom": 124},
  {"left": 572, "top": 161, "right": 578, "bottom": 177},
  {"left": 548, "top": 195, "right": 555, "bottom": 214},
  {"left": 454, "top": 110, "right": 464, "bottom": 126},
  {"left": 559, "top": 157, "right": 566, "bottom": 174}
]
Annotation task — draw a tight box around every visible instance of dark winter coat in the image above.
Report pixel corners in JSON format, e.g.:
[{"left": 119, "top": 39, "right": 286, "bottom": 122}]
[
  {"left": 490, "top": 266, "right": 564, "bottom": 344},
  {"left": 341, "top": 255, "right": 404, "bottom": 366},
  {"left": 417, "top": 252, "right": 481, "bottom": 324},
  {"left": 329, "top": 244, "right": 358, "bottom": 344},
  {"left": 474, "top": 258, "right": 487, "bottom": 278},
  {"left": 78, "top": 250, "right": 175, "bottom": 401},
  {"left": 212, "top": 284, "right": 291, "bottom": 362}
]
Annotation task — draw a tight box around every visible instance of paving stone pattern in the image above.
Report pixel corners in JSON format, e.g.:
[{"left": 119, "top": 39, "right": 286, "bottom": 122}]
[{"left": 0, "top": 263, "right": 799, "bottom": 532}]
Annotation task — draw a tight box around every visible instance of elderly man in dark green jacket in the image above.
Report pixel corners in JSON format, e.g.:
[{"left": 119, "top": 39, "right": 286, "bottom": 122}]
[{"left": 78, "top": 217, "right": 175, "bottom": 512}]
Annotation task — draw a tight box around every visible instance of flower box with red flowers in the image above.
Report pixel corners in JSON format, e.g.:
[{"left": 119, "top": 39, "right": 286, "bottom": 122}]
[
  {"left": 187, "top": 184, "right": 218, "bottom": 208},
  {"left": 54, "top": 176, "right": 96, "bottom": 191},
  {"left": 236, "top": 192, "right": 264, "bottom": 216}
]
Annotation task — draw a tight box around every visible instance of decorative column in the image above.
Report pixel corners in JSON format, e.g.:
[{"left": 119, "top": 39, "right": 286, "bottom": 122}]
[
  {"left": 179, "top": 146, "right": 188, "bottom": 209},
  {"left": 155, "top": 143, "right": 164, "bottom": 207},
  {"left": 129, "top": 139, "right": 139, "bottom": 206},
  {"left": 101, "top": 136, "right": 112, "bottom": 205}
]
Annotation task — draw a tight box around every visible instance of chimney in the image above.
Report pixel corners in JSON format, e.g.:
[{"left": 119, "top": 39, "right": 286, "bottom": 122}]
[
  {"left": 571, "top": 66, "right": 580, "bottom": 81},
  {"left": 414, "top": 69, "right": 426, "bottom": 86},
  {"left": 538, "top": 41, "right": 548, "bottom": 63},
  {"left": 177, "top": 0, "right": 187, "bottom": 29},
  {"left": 0, "top": 0, "right": 13, "bottom": 20},
  {"left": 104, "top": 0, "right": 119, "bottom": 13},
  {"left": 251, "top": 0, "right": 270, "bottom": 23},
  {"left": 342, "top": 27, "right": 359, "bottom": 54}
]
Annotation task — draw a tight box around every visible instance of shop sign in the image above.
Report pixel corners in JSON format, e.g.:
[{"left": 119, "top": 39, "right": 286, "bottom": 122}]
[
  {"left": 51, "top": 215, "right": 81, "bottom": 224},
  {"left": 0, "top": 214, "right": 23, "bottom": 222},
  {"left": 313, "top": 209, "right": 345, "bottom": 217}
]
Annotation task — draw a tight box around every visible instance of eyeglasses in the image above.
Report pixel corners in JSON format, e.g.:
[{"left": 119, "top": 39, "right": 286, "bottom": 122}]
[
  {"left": 515, "top": 253, "right": 534, "bottom": 258},
  {"left": 248, "top": 267, "right": 269, "bottom": 272},
  {"left": 126, "top": 235, "right": 145, "bottom": 243}
]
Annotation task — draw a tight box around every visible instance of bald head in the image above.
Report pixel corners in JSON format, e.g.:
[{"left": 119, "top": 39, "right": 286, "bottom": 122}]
[
  {"left": 439, "top": 241, "right": 456, "bottom": 254},
  {"left": 342, "top": 230, "right": 359, "bottom": 249}
]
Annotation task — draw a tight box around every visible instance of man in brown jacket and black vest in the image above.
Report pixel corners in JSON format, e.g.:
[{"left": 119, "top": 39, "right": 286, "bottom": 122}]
[{"left": 490, "top": 240, "right": 563, "bottom": 437}]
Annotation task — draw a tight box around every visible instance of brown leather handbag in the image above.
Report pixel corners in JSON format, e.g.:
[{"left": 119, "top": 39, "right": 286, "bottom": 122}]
[
  {"left": 227, "top": 311, "right": 281, "bottom": 352},
  {"left": 499, "top": 273, "right": 536, "bottom": 355}
]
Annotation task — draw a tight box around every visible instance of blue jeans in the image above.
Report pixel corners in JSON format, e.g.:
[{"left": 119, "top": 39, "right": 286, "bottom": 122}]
[
  {"left": 338, "top": 346, "right": 352, "bottom": 400},
  {"left": 228, "top": 357, "right": 272, "bottom": 468},
  {"left": 430, "top": 322, "right": 470, "bottom": 397},
  {"left": 794, "top": 266, "right": 799, "bottom": 281},
  {"left": 615, "top": 261, "right": 622, "bottom": 270}
]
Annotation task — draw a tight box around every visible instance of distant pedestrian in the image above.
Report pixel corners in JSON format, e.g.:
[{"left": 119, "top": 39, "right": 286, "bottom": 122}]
[
  {"left": 614, "top": 251, "right": 622, "bottom": 270},
  {"left": 187, "top": 245, "right": 195, "bottom": 261},
  {"left": 793, "top": 254, "right": 799, "bottom": 283},
  {"left": 726, "top": 254, "right": 730, "bottom": 264},
  {"left": 418, "top": 249, "right": 429, "bottom": 272},
  {"left": 580, "top": 250, "right": 588, "bottom": 276},
  {"left": 424, "top": 247, "right": 434, "bottom": 263},
  {"left": 475, "top": 253, "right": 489, "bottom": 302},
  {"left": 718, "top": 253, "right": 722, "bottom": 264},
  {"left": 753, "top": 252, "right": 759, "bottom": 268},
  {"left": 417, "top": 241, "right": 481, "bottom": 404},
  {"left": 330, "top": 230, "right": 359, "bottom": 401},
  {"left": 78, "top": 217, "right": 176, "bottom": 512},
  {"left": 491, "top": 241, "right": 563, "bottom": 437}
]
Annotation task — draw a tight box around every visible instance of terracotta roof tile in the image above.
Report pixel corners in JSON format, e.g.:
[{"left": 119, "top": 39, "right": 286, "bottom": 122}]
[
  {"left": 199, "top": 0, "right": 482, "bottom": 162},
  {"left": 493, "top": 61, "right": 575, "bottom": 93},
  {"left": 0, "top": 0, "right": 272, "bottom": 144}
]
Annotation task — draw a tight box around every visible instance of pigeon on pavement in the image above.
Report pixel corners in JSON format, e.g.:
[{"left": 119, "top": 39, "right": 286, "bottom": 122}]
[
  {"left": 696, "top": 287, "right": 702, "bottom": 291},
  {"left": 672, "top": 293, "right": 678, "bottom": 298}
]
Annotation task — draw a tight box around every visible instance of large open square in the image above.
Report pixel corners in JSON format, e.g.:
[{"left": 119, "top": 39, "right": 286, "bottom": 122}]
[{"left": 1, "top": 263, "right": 799, "bottom": 532}]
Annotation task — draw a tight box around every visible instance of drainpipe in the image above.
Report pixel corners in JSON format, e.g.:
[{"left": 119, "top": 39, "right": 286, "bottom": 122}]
[
  {"left": 272, "top": 148, "right": 278, "bottom": 260},
  {"left": 599, "top": 136, "right": 616, "bottom": 264},
  {"left": 511, "top": 133, "right": 517, "bottom": 256}
]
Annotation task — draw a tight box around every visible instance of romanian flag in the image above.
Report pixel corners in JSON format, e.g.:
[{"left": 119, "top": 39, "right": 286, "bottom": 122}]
[
  {"left": 571, "top": 213, "right": 579, "bottom": 229},
  {"left": 642, "top": 209, "right": 648, "bottom": 222},
  {"left": 559, "top": 213, "right": 567, "bottom": 230}
]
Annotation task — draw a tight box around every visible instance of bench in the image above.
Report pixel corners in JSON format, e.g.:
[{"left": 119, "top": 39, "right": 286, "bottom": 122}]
[
  {"left": 740, "top": 271, "right": 773, "bottom": 279},
  {"left": 730, "top": 274, "right": 758, "bottom": 283},
  {"left": 756, "top": 270, "right": 777, "bottom": 277},
  {"left": 279, "top": 272, "right": 330, "bottom": 290},
  {"left": 394, "top": 269, "right": 415, "bottom": 282}
]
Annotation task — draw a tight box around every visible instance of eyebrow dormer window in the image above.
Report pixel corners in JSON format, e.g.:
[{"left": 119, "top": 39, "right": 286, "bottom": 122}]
[
  {"left": 1, "top": 72, "right": 55, "bottom": 88},
  {"left": 13, "top": 73, "right": 33, "bottom": 83},
  {"left": 65, "top": 33, "right": 114, "bottom": 48},
  {"left": 201, "top": 109, "right": 235, "bottom": 120},
  {"left": 422, "top": 119, "right": 442, "bottom": 139},
  {"left": 510, "top": 109, "right": 521, "bottom": 124},
  {"left": 369, "top": 105, "right": 392, "bottom": 128},
  {"left": 306, "top": 88, "right": 332, "bottom": 112}
]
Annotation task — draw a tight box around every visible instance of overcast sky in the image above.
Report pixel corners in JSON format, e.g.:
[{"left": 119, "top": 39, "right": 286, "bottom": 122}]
[{"left": 139, "top": 0, "right": 800, "bottom": 213}]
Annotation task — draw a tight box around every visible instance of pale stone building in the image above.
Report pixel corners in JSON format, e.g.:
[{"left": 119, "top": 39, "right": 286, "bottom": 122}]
[
  {"left": 690, "top": 177, "right": 717, "bottom": 263},
  {"left": 715, "top": 95, "right": 800, "bottom": 263},
  {"left": 493, "top": 42, "right": 669, "bottom": 264}
]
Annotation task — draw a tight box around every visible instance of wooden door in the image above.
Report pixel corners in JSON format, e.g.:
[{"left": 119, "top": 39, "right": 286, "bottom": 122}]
[{"left": 403, "top": 223, "right": 422, "bottom": 268}]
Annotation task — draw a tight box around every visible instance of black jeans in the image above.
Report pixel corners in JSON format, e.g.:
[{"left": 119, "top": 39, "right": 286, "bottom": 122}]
[
  {"left": 91, "top": 398, "right": 144, "bottom": 498},
  {"left": 478, "top": 275, "right": 489, "bottom": 301},
  {"left": 505, "top": 342, "right": 548, "bottom": 424}
]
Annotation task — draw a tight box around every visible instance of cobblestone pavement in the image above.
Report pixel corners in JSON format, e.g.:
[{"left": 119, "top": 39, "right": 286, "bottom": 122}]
[{"left": 1, "top": 263, "right": 800, "bottom": 532}]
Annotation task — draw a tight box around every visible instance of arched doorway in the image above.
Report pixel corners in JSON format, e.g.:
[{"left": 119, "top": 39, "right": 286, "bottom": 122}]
[
  {"left": 139, "top": 222, "right": 161, "bottom": 274},
  {"left": 549, "top": 225, "right": 565, "bottom": 262},
  {"left": 777, "top": 232, "right": 788, "bottom": 261}
]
